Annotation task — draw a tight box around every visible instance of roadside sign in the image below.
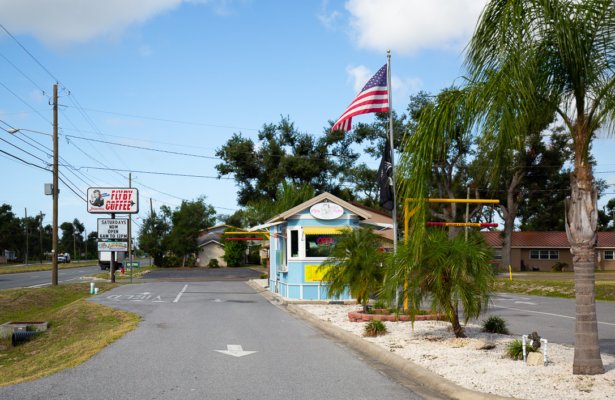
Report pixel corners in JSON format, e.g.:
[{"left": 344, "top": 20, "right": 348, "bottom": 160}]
[
  {"left": 126, "top": 261, "right": 141, "bottom": 268},
  {"left": 98, "top": 241, "right": 128, "bottom": 252},
  {"left": 97, "top": 218, "right": 128, "bottom": 240},
  {"left": 87, "top": 187, "right": 139, "bottom": 214}
]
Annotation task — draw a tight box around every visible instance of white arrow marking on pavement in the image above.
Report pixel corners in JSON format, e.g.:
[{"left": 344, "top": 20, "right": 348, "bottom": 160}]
[
  {"left": 215, "top": 345, "right": 257, "bottom": 358},
  {"left": 514, "top": 301, "right": 537, "bottom": 305},
  {"left": 152, "top": 295, "right": 166, "bottom": 303}
]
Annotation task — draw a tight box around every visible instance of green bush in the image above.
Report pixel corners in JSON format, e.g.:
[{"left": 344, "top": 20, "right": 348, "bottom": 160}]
[
  {"left": 482, "top": 315, "right": 509, "bottom": 334},
  {"left": 223, "top": 236, "right": 247, "bottom": 267},
  {"left": 506, "top": 339, "right": 537, "bottom": 360},
  {"left": 208, "top": 259, "right": 220, "bottom": 268},
  {"left": 364, "top": 320, "right": 387, "bottom": 337},
  {"left": 373, "top": 299, "right": 389, "bottom": 310},
  {"left": 551, "top": 262, "right": 568, "bottom": 272}
]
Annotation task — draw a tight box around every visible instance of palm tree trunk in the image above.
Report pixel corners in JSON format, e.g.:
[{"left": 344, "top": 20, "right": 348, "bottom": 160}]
[
  {"left": 448, "top": 300, "right": 466, "bottom": 338},
  {"left": 566, "top": 169, "right": 604, "bottom": 375}
]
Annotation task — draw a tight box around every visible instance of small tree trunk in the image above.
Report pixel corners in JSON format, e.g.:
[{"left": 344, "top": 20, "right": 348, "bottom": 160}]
[
  {"left": 449, "top": 301, "right": 466, "bottom": 338},
  {"left": 566, "top": 170, "right": 604, "bottom": 375},
  {"left": 501, "top": 170, "right": 524, "bottom": 272}
]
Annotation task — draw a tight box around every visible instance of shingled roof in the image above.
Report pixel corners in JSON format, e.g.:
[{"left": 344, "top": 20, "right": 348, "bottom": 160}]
[{"left": 481, "top": 231, "right": 615, "bottom": 249}]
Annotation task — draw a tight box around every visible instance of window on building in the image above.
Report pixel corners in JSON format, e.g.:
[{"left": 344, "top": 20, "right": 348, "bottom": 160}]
[
  {"left": 604, "top": 250, "right": 614, "bottom": 260},
  {"left": 529, "top": 249, "right": 559, "bottom": 260},
  {"left": 305, "top": 234, "right": 338, "bottom": 258},
  {"left": 493, "top": 249, "right": 502, "bottom": 260},
  {"left": 290, "top": 230, "right": 299, "bottom": 258}
]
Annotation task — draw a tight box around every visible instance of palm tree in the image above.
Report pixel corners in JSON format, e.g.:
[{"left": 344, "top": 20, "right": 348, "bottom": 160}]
[
  {"left": 320, "top": 227, "right": 385, "bottom": 309},
  {"left": 398, "top": 0, "right": 613, "bottom": 374},
  {"left": 464, "top": 0, "right": 615, "bottom": 375},
  {"left": 385, "top": 230, "right": 494, "bottom": 338}
]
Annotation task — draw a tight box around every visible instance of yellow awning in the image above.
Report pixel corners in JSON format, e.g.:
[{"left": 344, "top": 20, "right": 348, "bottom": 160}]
[{"left": 302, "top": 226, "right": 349, "bottom": 235}]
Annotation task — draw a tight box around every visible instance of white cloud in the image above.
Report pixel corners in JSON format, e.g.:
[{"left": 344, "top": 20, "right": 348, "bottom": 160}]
[
  {"left": 346, "top": 64, "right": 372, "bottom": 93},
  {"left": 0, "top": 0, "right": 248, "bottom": 47},
  {"left": 318, "top": 0, "right": 342, "bottom": 31},
  {"left": 345, "top": 0, "right": 487, "bottom": 54},
  {"left": 0, "top": 0, "right": 183, "bottom": 46}
]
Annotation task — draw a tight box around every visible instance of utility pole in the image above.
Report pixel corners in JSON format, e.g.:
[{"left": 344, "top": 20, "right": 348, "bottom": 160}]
[{"left": 52, "top": 83, "right": 59, "bottom": 286}]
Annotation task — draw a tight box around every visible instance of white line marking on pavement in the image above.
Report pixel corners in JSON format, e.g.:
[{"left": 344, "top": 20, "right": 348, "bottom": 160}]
[
  {"left": 491, "top": 305, "right": 615, "bottom": 326},
  {"left": 173, "top": 284, "right": 188, "bottom": 303},
  {"left": 27, "top": 283, "right": 50, "bottom": 288},
  {"left": 514, "top": 301, "right": 537, "bottom": 305}
]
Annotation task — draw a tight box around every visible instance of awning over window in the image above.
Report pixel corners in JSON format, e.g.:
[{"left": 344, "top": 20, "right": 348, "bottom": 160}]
[{"left": 302, "top": 226, "right": 349, "bottom": 235}]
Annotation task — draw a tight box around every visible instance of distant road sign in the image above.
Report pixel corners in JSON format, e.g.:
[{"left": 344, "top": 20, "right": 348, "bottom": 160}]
[
  {"left": 87, "top": 187, "right": 139, "bottom": 214},
  {"left": 125, "top": 262, "right": 141, "bottom": 268},
  {"left": 97, "top": 218, "right": 129, "bottom": 240}
]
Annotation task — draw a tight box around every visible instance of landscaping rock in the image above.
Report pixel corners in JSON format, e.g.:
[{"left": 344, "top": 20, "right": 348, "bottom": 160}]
[
  {"left": 472, "top": 340, "right": 496, "bottom": 350},
  {"left": 526, "top": 352, "right": 544, "bottom": 366}
]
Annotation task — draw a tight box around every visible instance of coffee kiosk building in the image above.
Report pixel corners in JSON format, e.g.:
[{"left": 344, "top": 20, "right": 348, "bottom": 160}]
[{"left": 255, "top": 192, "right": 393, "bottom": 301}]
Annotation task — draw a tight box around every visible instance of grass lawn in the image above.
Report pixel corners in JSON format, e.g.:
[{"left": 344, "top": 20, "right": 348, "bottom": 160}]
[
  {"left": 495, "top": 276, "right": 615, "bottom": 301},
  {"left": 0, "top": 283, "right": 140, "bottom": 386},
  {"left": 0, "top": 260, "right": 97, "bottom": 275}
]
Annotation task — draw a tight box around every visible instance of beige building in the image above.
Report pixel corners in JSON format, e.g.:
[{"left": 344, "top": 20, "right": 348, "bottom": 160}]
[
  {"left": 196, "top": 224, "right": 232, "bottom": 267},
  {"left": 482, "top": 231, "right": 615, "bottom": 272}
]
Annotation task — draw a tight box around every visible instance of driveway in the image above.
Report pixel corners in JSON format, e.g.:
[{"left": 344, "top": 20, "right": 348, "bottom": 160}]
[{"left": 0, "top": 278, "right": 430, "bottom": 400}]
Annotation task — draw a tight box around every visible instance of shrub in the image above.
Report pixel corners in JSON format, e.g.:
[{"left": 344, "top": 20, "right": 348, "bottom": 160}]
[
  {"left": 208, "top": 259, "right": 220, "bottom": 268},
  {"left": 551, "top": 262, "right": 568, "bottom": 272},
  {"left": 364, "top": 320, "right": 387, "bottom": 337},
  {"left": 373, "top": 299, "right": 389, "bottom": 310},
  {"left": 482, "top": 315, "right": 509, "bottom": 334},
  {"left": 506, "top": 339, "right": 537, "bottom": 360},
  {"left": 260, "top": 273, "right": 268, "bottom": 279}
]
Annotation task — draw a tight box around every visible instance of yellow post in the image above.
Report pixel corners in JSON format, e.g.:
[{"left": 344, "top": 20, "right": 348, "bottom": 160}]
[{"left": 509, "top": 265, "right": 513, "bottom": 281}]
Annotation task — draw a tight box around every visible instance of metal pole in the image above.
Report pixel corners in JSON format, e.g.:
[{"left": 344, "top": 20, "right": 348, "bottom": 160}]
[
  {"left": 52, "top": 84, "right": 59, "bottom": 286},
  {"left": 388, "top": 50, "right": 402, "bottom": 309},
  {"left": 24, "top": 208, "right": 28, "bottom": 265},
  {"left": 129, "top": 173, "right": 133, "bottom": 283},
  {"left": 110, "top": 212, "right": 116, "bottom": 283}
]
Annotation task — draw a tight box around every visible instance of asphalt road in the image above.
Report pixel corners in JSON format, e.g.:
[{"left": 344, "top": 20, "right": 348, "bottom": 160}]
[
  {"left": 0, "top": 280, "right": 428, "bottom": 400},
  {"left": 0, "top": 265, "right": 100, "bottom": 290},
  {"left": 484, "top": 293, "right": 615, "bottom": 355}
]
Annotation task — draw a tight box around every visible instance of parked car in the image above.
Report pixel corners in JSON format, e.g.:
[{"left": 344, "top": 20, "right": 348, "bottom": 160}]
[{"left": 57, "top": 253, "right": 71, "bottom": 263}]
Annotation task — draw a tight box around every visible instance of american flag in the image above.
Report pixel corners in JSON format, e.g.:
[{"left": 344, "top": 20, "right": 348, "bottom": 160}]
[{"left": 331, "top": 64, "right": 389, "bottom": 132}]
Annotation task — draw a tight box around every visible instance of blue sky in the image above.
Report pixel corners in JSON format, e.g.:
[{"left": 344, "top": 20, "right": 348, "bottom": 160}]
[{"left": 0, "top": 0, "right": 613, "bottom": 235}]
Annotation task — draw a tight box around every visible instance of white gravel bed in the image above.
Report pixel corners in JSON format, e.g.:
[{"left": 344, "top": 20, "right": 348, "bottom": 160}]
[{"left": 298, "top": 304, "right": 615, "bottom": 400}]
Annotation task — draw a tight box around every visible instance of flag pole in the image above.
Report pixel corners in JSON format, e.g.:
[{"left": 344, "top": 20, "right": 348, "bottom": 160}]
[
  {"left": 388, "top": 50, "right": 401, "bottom": 309},
  {"left": 387, "top": 50, "right": 397, "bottom": 253}
]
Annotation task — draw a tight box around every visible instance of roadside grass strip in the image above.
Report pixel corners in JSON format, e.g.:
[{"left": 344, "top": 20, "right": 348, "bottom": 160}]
[
  {"left": 0, "top": 261, "right": 98, "bottom": 275},
  {"left": 0, "top": 284, "right": 140, "bottom": 386},
  {"left": 495, "top": 278, "right": 615, "bottom": 301}
]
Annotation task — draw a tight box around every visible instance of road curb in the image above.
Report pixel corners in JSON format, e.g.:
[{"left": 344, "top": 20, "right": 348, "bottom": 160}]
[{"left": 247, "top": 280, "right": 513, "bottom": 400}]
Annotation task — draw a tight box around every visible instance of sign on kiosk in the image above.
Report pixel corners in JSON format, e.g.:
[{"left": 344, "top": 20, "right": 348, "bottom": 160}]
[{"left": 87, "top": 187, "right": 139, "bottom": 214}]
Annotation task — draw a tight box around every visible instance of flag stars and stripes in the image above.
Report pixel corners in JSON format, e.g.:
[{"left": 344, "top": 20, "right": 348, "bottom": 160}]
[{"left": 331, "top": 64, "right": 389, "bottom": 132}]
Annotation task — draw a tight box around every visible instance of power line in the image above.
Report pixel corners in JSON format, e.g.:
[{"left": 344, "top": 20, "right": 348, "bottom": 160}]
[
  {"left": 61, "top": 104, "right": 260, "bottom": 131},
  {"left": 65, "top": 134, "right": 219, "bottom": 160},
  {"left": 0, "top": 80, "right": 52, "bottom": 125},
  {"left": 61, "top": 164, "right": 233, "bottom": 179},
  {"left": 0, "top": 22, "right": 61, "bottom": 83},
  {"left": 0, "top": 50, "right": 48, "bottom": 94}
]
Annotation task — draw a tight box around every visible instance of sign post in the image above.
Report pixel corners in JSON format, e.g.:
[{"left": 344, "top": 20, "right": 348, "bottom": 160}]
[{"left": 88, "top": 187, "right": 139, "bottom": 284}]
